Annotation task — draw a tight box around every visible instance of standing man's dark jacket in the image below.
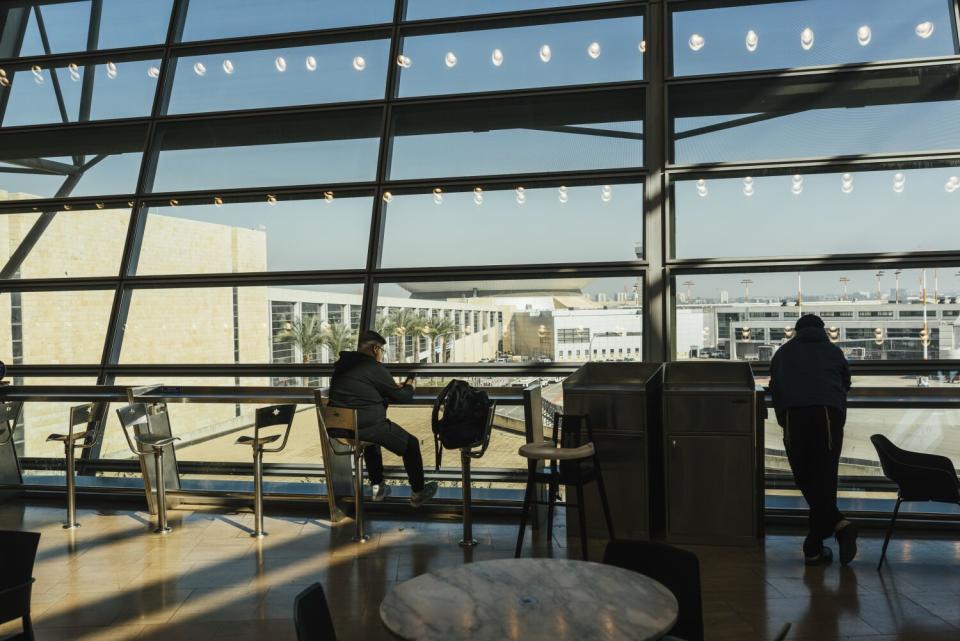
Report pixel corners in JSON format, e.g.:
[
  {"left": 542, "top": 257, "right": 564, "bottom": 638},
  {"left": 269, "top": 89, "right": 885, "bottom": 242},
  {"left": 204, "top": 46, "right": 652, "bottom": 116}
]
[
  {"left": 769, "top": 326, "right": 852, "bottom": 427},
  {"left": 328, "top": 351, "right": 413, "bottom": 429}
]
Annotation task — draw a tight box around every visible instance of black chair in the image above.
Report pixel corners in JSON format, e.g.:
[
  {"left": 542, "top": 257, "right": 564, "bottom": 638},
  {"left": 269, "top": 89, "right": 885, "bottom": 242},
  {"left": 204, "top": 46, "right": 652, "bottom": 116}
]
[
  {"left": 0, "top": 530, "right": 41, "bottom": 641},
  {"left": 871, "top": 434, "right": 960, "bottom": 570},
  {"left": 603, "top": 540, "right": 703, "bottom": 641},
  {"left": 515, "top": 413, "right": 614, "bottom": 560},
  {"left": 294, "top": 582, "right": 337, "bottom": 641}
]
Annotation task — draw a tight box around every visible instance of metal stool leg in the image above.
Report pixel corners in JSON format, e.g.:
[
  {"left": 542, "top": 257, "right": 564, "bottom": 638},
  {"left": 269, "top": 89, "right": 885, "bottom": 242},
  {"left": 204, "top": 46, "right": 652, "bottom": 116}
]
[
  {"left": 514, "top": 463, "right": 536, "bottom": 558},
  {"left": 63, "top": 443, "right": 79, "bottom": 529},
  {"left": 352, "top": 446, "right": 369, "bottom": 543},
  {"left": 252, "top": 446, "right": 266, "bottom": 538},
  {"left": 460, "top": 450, "right": 477, "bottom": 548},
  {"left": 154, "top": 448, "right": 171, "bottom": 534},
  {"left": 575, "top": 482, "right": 588, "bottom": 561}
]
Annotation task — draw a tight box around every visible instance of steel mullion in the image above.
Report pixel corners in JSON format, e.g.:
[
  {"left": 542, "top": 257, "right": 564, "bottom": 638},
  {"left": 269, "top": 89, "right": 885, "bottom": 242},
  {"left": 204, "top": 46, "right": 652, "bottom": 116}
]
[
  {"left": 667, "top": 256, "right": 960, "bottom": 276},
  {"left": 96, "top": 0, "right": 188, "bottom": 382},
  {"left": 358, "top": 0, "right": 405, "bottom": 334},
  {"left": 0, "top": 45, "right": 165, "bottom": 69}
]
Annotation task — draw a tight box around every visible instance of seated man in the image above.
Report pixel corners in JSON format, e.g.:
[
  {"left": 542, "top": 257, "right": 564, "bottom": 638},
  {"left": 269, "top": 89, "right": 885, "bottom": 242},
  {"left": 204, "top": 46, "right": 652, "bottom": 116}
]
[{"left": 329, "top": 330, "right": 438, "bottom": 507}]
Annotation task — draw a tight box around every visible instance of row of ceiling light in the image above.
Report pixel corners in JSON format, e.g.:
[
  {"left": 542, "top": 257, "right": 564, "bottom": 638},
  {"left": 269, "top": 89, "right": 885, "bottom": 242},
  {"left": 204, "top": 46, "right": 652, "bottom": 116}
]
[
  {"left": 687, "top": 21, "right": 936, "bottom": 52},
  {"left": 383, "top": 185, "right": 614, "bottom": 205},
  {"left": 694, "top": 173, "right": 960, "bottom": 197}
]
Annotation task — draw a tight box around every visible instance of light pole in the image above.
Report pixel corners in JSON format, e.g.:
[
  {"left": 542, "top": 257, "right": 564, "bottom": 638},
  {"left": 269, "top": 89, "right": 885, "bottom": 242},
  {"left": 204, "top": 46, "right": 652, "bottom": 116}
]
[
  {"left": 876, "top": 270, "right": 885, "bottom": 301},
  {"left": 894, "top": 269, "right": 902, "bottom": 304},
  {"left": 682, "top": 281, "right": 695, "bottom": 303},
  {"left": 839, "top": 277, "right": 850, "bottom": 301},
  {"left": 740, "top": 279, "right": 753, "bottom": 303}
]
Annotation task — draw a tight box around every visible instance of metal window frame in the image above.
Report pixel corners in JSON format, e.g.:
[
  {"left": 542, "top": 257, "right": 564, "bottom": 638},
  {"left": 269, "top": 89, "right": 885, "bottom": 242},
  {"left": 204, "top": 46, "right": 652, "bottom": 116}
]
[{"left": 0, "top": 0, "right": 955, "bottom": 381}]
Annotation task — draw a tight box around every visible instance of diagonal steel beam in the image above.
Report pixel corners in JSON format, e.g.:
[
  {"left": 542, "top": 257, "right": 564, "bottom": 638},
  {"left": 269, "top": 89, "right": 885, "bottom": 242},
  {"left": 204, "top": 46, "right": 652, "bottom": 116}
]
[
  {"left": 2, "top": 158, "right": 76, "bottom": 175},
  {"left": 32, "top": 6, "right": 71, "bottom": 126},
  {"left": 0, "top": 172, "right": 85, "bottom": 280},
  {"left": 530, "top": 125, "right": 644, "bottom": 141}
]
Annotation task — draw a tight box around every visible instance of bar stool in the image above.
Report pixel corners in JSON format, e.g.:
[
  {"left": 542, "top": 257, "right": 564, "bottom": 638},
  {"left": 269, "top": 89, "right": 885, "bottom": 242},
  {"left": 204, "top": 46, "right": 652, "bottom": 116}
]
[
  {"left": 234, "top": 404, "right": 296, "bottom": 538},
  {"left": 514, "top": 413, "right": 615, "bottom": 560},
  {"left": 116, "top": 404, "right": 180, "bottom": 534},
  {"left": 315, "top": 394, "right": 373, "bottom": 543},
  {"left": 45, "top": 403, "right": 106, "bottom": 529}
]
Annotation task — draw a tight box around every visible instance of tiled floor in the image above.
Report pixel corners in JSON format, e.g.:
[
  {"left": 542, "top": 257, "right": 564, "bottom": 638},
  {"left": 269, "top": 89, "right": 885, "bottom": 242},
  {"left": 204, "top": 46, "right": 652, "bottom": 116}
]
[{"left": 1, "top": 499, "right": 959, "bottom": 640}]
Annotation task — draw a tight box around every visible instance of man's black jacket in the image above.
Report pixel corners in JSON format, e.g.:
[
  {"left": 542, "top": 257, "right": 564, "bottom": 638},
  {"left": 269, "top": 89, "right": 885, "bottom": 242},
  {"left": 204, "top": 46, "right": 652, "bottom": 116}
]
[
  {"left": 328, "top": 351, "right": 413, "bottom": 429},
  {"left": 769, "top": 326, "right": 852, "bottom": 428}
]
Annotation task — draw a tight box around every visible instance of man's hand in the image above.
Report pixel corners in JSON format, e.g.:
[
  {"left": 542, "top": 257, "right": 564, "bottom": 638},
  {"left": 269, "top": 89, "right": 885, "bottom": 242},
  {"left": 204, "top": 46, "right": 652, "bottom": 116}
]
[{"left": 403, "top": 376, "right": 417, "bottom": 391}]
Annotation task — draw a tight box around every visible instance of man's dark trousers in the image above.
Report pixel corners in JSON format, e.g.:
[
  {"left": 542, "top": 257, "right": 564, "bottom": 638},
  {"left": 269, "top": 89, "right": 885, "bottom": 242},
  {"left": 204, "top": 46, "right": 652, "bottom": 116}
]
[
  {"left": 783, "top": 405, "right": 846, "bottom": 557},
  {"left": 360, "top": 420, "right": 425, "bottom": 492}
]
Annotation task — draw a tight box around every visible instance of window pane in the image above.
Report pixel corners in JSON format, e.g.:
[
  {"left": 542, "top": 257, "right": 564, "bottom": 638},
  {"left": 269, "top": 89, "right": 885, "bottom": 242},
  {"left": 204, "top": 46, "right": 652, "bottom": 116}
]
[
  {"left": 180, "top": 0, "right": 394, "bottom": 41},
  {"left": 135, "top": 194, "right": 372, "bottom": 275},
  {"left": 0, "top": 290, "right": 114, "bottom": 364},
  {"left": 390, "top": 89, "right": 642, "bottom": 179},
  {"left": 674, "top": 268, "right": 959, "bottom": 362},
  {"left": 398, "top": 16, "right": 643, "bottom": 97},
  {"left": 1, "top": 0, "right": 173, "bottom": 57},
  {"left": 0, "top": 58, "right": 161, "bottom": 127},
  {"left": 119, "top": 283, "right": 364, "bottom": 365},
  {"left": 672, "top": 0, "right": 957, "bottom": 77},
  {"left": 150, "top": 110, "right": 382, "bottom": 192},
  {"left": 375, "top": 275, "right": 642, "bottom": 364},
  {"left": 0, "top": 203, "right": 130, "bottom": 278},
  {"left": 673, "top": 166, "right": 960, "bottom": 259},
  {"left": 672, "top": 67, "right": 960, "bottom": 164},
  {"left": 380, "top": 182, "right": 643, "bottom": 268},
  {"left": 0, "top": 123, "right": 146, "bottom": 200},
  {"left": 405, "top": 0, "right": 624, "bottom": 20},
  {"left": 167, "top": 41, "right": 389, "bottom": 114}
]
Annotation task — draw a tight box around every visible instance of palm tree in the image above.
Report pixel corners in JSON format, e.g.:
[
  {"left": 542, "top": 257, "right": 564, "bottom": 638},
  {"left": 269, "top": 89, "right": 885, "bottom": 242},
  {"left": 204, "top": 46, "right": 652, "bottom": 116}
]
[
  {"left": 426, "top": 316, "right": 461, "bottom": 363},
  {"left": 386, "top": 308, "right": 426, "bottom": 363},
  {"left": 275, "top": 315, "right": 325, "bottom": 364},
  {"left": 321, "top": 322, "right": 357, "bottom": 361}
]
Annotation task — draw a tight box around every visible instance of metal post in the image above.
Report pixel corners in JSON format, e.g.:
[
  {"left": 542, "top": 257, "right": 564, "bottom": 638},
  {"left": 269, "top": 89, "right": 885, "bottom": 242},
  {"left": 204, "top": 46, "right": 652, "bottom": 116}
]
[
  {"left": 154, "top": 448, "right": 171, "bottom": 534},
  {"left": 63, "top": 442, "right": 78, "bottom": 529},
  {"left": 252, "top": 447, "right": 265, "bottom": 538},
  {"left": 459, "top": 449, "right": 477, "bottom": 548},
  {"left": 353, "top": 447, "right": 368, "bottom": 542}
]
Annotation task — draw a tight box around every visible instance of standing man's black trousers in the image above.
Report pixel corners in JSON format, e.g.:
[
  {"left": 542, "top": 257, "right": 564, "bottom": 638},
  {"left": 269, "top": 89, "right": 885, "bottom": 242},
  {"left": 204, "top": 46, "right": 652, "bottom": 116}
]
[{"left": 783, "top": 405, "right": 846, "bottom": 557}]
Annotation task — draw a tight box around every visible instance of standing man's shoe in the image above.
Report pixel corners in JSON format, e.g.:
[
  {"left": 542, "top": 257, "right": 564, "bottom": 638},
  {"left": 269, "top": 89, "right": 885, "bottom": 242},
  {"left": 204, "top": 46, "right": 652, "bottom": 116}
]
[
  {"left": 804, "top": 546, "right": 833, "bottom": 566},
  {"left": 410, "top": 481, "right": 438, "bottom": 508},
  {"left": 836, "top": 520, "right": 858, "bottom": 565}
]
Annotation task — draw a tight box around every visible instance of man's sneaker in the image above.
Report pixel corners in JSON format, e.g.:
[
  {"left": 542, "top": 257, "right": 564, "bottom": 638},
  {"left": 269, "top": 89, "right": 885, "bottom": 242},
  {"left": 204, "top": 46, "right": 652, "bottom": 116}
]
[
  {"left": 836, "top": 520, "right": 858, "bottom": 565},
  {"left": 804, "top": 546, "right": 833, "bottom": 566},
  {"left": 371, "top": 484, "right": 390, "bottom": 502},
  {"left": 410, "top": 481, "right": 438, "bottom": 508}
]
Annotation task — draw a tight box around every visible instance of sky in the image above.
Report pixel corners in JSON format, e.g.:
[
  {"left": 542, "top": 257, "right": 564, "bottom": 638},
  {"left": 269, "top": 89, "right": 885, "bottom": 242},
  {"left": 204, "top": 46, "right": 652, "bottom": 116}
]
[{"left": 0, "top": 0, "right": 958, "bottom": 301}]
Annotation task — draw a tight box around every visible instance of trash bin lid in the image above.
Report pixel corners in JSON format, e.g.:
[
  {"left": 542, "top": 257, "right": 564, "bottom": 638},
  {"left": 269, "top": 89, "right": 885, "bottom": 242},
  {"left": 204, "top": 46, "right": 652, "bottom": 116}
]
[{"left": 563, "top": 362, "right": 662, "bottom": 391}]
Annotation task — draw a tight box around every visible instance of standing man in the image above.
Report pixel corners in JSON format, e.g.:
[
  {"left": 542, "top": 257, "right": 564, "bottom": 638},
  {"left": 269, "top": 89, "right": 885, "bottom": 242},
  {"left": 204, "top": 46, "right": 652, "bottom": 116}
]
[
  {"left": 329, "top": 330, "right": 438, "bottom": 507},
  {"left": 770, "top": 314, "right": 857, "bottom": 565}
]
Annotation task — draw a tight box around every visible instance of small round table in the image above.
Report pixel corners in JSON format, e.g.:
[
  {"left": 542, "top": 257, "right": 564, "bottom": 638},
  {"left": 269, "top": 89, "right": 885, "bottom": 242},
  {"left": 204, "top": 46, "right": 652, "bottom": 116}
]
[{"left": 380, "top": 558, "right": 678, "bottom": 641}]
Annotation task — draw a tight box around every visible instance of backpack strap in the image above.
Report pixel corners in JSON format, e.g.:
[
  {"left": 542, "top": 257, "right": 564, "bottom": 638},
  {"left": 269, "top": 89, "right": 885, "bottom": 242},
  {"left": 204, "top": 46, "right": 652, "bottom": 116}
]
[{"left": 432, "top": 380, "right": 456, "bottom": 471}]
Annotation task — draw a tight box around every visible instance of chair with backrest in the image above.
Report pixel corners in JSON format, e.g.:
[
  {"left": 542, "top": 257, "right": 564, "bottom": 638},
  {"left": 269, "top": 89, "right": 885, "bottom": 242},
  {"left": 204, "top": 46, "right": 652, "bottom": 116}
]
[
  {"left": 871, "top": 434, "right": 960, "bottom": 570},
  {"left": 0, "top": 530, "right": 41, "bottom": 641},
  {"left": 603, "top": 540, "right": 703, "bottom": 641},
  {"left": 116, "top": 404, "right": 181, "bottom": 534},
  {"left": 234, "top": 404, "right": 296, "bottom": 538},
  {"left": 294, "top": 582, "right": 337, "bottom": 641},
  {"left": 515, "top": 412, "right": 614, "bottom": 560},
  {"left": 45, "top": 403, "right": 106, "bottom": 529},
  {"left": 315, "top": 392, "right": 373, "bottom": 542}
]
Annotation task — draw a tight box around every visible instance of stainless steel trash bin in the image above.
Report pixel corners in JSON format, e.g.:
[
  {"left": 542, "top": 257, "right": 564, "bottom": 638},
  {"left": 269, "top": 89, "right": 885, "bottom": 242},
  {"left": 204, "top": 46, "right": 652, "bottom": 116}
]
[
  {"left": 563, "top": 362, "right": 663, "bottom": 544},
  {"left": 662, "top": 361, "right": 762, "bottom": 546}
]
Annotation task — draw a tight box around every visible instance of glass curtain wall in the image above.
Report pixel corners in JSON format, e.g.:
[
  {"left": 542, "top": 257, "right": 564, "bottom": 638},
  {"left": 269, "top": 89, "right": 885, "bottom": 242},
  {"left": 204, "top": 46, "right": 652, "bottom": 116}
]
[{"left": 1, "top": 0, "right": 959, "bottom": 489}]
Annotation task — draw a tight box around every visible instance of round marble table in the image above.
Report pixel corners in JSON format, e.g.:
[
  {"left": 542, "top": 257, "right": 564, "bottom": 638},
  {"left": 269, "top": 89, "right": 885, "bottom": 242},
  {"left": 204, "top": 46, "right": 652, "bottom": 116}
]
[{"left": 380, "top": 558, "right": 678, "bottom": 641}]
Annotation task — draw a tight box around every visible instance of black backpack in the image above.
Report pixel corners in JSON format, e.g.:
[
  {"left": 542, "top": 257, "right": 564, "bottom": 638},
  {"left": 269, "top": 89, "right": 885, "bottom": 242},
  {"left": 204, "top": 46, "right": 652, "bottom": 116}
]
[{"left": 431, "top": 380, "right": 493, "bottom": 469}]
